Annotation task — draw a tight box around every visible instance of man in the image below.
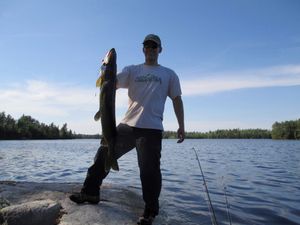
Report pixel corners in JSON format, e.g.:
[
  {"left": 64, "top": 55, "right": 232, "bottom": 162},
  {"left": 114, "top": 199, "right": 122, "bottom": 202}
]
[{"left": 70, "top": 34, "right": 185, "bottom": 225}]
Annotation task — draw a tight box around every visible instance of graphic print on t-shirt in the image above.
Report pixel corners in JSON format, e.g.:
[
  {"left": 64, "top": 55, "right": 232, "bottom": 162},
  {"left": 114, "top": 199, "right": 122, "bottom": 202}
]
[{"left": 134, "top": 73, "right": 162, "bottom": 84}]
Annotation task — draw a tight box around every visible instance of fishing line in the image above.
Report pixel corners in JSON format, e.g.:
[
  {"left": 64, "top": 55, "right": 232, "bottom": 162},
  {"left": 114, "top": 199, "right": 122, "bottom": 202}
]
[
  {"left": 192, "top": 147, "right": 219, "bottom": 225},
  {"left": 222, "top": 176, "right": 232, "bottom": 225}
]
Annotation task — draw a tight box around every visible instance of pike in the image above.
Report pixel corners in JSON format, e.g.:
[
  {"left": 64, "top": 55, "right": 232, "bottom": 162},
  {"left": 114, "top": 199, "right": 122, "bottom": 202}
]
[{"left": 94, "top": 48, "right": 119, "bottom": 172}]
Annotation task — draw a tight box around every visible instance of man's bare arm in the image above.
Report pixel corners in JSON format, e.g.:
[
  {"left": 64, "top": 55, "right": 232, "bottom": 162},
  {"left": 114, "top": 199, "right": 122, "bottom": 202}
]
[{"left": 172, "top": 96, "right": 185, "bottom": 143}]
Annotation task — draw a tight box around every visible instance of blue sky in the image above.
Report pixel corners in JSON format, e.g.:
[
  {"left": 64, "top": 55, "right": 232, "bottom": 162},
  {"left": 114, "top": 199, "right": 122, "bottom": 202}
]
[{"left": 1, "top": 0, "right": 300, "bottom": 134}]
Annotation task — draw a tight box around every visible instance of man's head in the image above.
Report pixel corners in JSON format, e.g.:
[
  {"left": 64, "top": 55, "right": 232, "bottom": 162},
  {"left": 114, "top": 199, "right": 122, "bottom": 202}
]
[
  {"left": 143, "top": 34, "right": 162, "bottom": 53},
  {"left": 143, "top": 34, "right": 162, "bottom": 65}
]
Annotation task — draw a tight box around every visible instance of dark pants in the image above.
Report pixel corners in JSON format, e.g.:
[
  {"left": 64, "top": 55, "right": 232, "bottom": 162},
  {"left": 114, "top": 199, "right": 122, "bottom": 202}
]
[{"left": 81, "top": 123, "right": 162, "bottom": 216}]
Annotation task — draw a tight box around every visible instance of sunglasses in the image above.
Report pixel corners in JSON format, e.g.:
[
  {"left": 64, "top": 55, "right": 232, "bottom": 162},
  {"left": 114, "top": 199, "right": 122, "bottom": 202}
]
[{"left": 143, "top": 43, "right": 159, "bottom": 49}]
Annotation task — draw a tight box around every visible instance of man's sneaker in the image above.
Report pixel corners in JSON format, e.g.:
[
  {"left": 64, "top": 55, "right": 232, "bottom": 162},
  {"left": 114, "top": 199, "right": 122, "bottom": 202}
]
[
  {"left": 69, "top": 192, "right": 100, "bottom": 204},
  {"left": 137, "top": 215, "right": 155, "bottom": 225}
]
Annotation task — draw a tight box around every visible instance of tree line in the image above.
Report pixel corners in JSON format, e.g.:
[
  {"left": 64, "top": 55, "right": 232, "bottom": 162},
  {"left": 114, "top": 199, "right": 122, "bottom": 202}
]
[
  {"left": 0, "top": 112, "right": 299, "bottom": 140},
  {"left": 163, "top": 128, "right": 271, "bottom": 139},
  {"left": 0, "top": 112, "right": 73, "bottom": 140},
  {"left": 164, "top": 119, "right": 299, "bottom": 140},
  {"left": 271, "top": 119, "right": 300, "bottom": 140}
]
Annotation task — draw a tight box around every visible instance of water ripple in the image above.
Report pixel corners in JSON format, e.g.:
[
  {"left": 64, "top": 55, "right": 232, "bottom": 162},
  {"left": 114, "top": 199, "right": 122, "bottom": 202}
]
[{"left": 1, "top": 139, "right": 300, "bottom": 225}]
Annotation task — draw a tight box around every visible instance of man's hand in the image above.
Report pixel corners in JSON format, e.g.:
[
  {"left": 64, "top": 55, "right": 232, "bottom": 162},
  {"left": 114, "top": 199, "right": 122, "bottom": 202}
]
[{"left": 177, "top": 127, "right": 185, "bottom": 143}]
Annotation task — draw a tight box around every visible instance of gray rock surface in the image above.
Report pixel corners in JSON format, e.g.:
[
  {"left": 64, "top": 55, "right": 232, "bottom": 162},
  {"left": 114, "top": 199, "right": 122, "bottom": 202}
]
[
  {"left": 0, "top": 197, "right": 10, "bottom": 209},
  {"left": 0, "top": 181, "right": 165, "bottom": 225},
  {"left": 0, "top": 199, "right": 61, "bottom": 225}
]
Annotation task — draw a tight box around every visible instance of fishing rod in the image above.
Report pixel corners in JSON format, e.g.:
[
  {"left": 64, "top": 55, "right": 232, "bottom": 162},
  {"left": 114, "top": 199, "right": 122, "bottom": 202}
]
[{"left": 192, "top": 147, "right": 219, "bottom": 225}]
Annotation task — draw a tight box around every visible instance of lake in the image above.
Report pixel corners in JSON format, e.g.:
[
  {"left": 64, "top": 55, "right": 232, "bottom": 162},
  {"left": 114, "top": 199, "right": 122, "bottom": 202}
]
[{"left": 0, "top": 139, "right": 299, "bottom": 225}]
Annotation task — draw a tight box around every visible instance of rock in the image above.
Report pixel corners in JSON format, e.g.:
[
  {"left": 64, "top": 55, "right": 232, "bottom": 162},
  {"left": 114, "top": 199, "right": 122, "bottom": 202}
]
[
  {"left": 0, "top": 182, "right": 160, "bottom": 225},
  {"left": 0, "top": 197, "right": 10, "bottom": 209},
  {"left": 0, "top": 199, "right": 61, "bottom": 225}
]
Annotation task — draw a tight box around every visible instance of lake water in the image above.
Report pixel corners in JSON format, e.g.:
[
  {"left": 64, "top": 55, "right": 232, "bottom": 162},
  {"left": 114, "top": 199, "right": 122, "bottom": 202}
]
[{"left": 0, "top": 139, "right": 299, "bottom": 225}]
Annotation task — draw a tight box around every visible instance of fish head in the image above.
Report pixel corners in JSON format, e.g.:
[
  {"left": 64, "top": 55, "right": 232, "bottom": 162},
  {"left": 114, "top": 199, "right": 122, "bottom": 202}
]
[
  {"left": 103, "top": 48, "right": 116, "bottom": 66},
  {"left": 96, "top": 48, "right": 117, "bottom": 87}
]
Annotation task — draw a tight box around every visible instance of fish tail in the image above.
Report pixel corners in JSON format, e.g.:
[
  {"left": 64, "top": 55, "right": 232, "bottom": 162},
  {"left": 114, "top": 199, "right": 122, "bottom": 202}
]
[
  {"left": 104, "top": 156, "right": 119, "bottom": 172},
  {"left": 104, "top": 158, "right": 111, "bottom": 172},
  {"left": 111, "top": 158, "right": 119, "bottom": 171},
  {"left": 94, "top": 110, "right": 101, "bottom": 121}
]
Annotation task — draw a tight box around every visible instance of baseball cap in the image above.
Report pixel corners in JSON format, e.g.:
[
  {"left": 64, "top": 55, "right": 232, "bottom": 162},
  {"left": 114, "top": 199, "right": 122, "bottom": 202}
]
[{"left": 143, "top": 34, "right": 162, "bottom": 47}]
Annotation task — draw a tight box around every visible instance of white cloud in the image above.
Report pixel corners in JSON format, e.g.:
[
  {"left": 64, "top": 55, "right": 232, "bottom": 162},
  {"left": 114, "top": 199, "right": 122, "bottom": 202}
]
[
  {"left": 0, "top": 80, "right": 128, "bottom": 134},
  {"left": 1, "top": 64, "right": 299, "bottom": 133},
  {"left": 182, "top": 64, "right": 300, "bottom": 96},
  {"left": 68, "top": 115, "right": 126, "bottom": 135}
]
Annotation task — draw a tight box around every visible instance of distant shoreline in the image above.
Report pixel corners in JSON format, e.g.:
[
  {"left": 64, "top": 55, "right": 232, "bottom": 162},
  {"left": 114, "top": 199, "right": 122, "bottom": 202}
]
[{"left": 1, "top": 112, "right": 299, "bottom": 140}]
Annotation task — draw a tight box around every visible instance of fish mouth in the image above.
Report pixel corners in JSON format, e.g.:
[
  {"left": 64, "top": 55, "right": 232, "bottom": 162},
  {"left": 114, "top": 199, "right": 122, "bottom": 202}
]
[{"left": 103, "top": 48, "right": 116, "bottom": 64}]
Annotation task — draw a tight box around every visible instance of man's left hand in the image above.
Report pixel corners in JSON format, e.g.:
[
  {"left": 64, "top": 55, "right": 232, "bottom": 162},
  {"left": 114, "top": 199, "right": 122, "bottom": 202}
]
[{"left": 177, "top": 128, "right": 185, "bottom": 143}]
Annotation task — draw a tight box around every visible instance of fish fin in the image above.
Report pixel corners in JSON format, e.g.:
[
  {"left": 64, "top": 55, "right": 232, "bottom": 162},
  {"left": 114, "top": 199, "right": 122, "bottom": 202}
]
[
  {"left": 94, "top": 110, "right": 101, "bottom": 121},
  {"left": 100, "top": 138, "right": 108, "bottom": 146},
  {"left": 96, "top": 75, "right": 104, "bottom": 87},
  {"left": 111, "top": 159, "right": 119, "bottom": 171}
]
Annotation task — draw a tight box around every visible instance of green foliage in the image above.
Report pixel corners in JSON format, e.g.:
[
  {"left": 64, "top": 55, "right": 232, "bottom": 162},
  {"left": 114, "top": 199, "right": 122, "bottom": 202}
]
[
  {"left": 271, "top": 119, "right": 300, "bottom": 140},
  {"left": 0, "top": 112, "right": 74, "bottom": 140},
  {"left": 1, "top": 111, "right": 299, "bottom": 140},
  {"left": 0, "top": 112, "right": 17, "bottom": 139},
  {"left": 163, "top": 128, "right": 271, "bottom": 139},
  {"left": 72, "top": 133, "right": 101, "bottom": 139}
]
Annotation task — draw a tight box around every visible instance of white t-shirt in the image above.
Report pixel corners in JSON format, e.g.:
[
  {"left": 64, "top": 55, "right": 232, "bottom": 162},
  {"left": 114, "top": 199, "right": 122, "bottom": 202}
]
[{"left": 117, "top": 64, "right": 182, "bottom": 130}]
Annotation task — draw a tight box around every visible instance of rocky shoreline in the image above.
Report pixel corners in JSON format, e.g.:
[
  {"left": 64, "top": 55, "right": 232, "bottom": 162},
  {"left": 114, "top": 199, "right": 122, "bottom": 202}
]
[{"left": 0, "top": 181, "right": 147, "bottom": 225}]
